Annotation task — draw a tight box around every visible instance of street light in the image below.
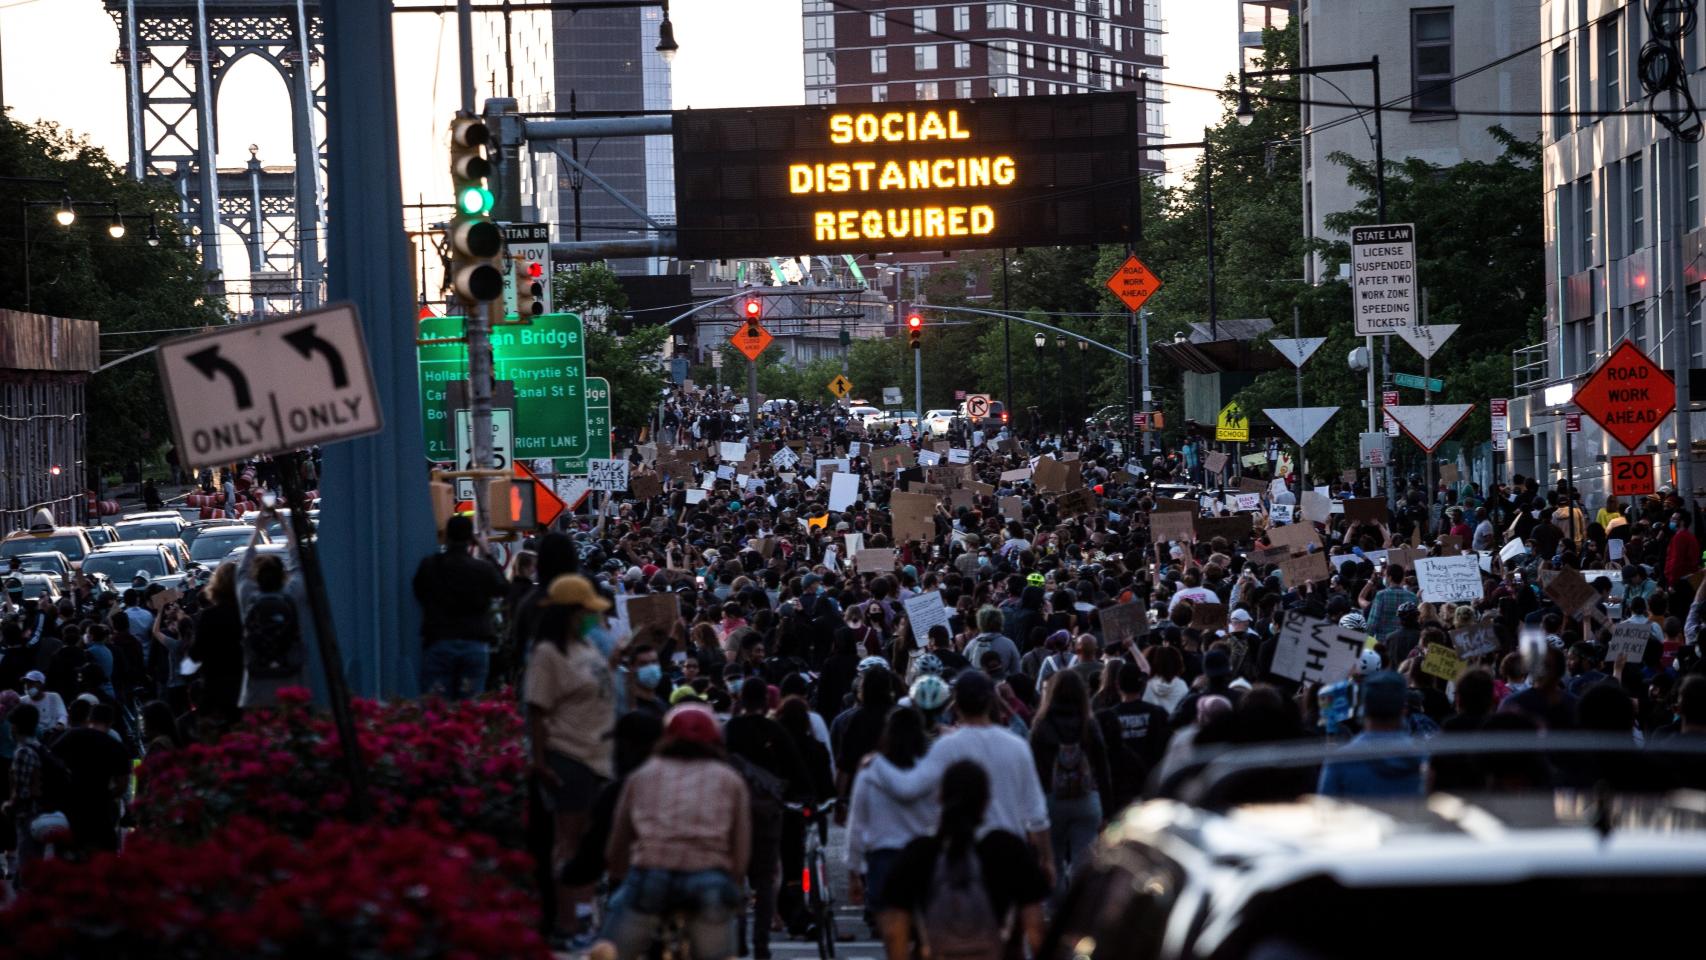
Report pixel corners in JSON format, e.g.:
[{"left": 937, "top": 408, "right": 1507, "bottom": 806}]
[
  {"left": 1234, "top": 89, "right": 1256, "bottom": 125},
  {"left": 54, "top": 194, "right": 75, "bottom": 226},
  {"left": 146, "top": 216, "right": 161, "bottom": 247},
  {"left": 107, "top": 205, "right": 126, "bottom": 239},
  {"left": 656, "top": 2, "right": 679, "bottom": 63},
  {"left": 1034, "top": 332, "right": 1046, "bottom": 348}
]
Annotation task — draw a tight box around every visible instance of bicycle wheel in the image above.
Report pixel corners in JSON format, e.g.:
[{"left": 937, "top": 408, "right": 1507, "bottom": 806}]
[{"left": 813, "top": 852, "right": 836, "bottom": 960}]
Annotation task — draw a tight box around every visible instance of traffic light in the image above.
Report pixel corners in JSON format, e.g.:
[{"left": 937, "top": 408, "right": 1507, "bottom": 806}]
[
  {"left": 743, "top": 297, "right": 762, "bottom": 320},
  {"left": 907, "top": 313, "right": 923, "bottom": 350},
  {"left": 514, "top": 258, "right": 545, "bottom": 318},
  {"left": 448, "top": 114, "right": 503, "bottom": 305}
]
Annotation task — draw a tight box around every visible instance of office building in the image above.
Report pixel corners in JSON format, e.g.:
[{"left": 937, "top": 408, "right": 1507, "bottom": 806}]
[
  {"left": 1239, "top": 0, "right": 1292, "bottom": 71},
  {"left": 477, "top": 7, "right": 559, "bottom": 224}
]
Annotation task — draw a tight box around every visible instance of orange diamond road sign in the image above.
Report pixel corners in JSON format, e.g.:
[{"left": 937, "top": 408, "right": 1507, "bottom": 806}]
[
  {"left": 1105, "top": 254, "right": 1162, "bottom": 312},
  {"left": 732, "top": 321, "right": 773, "bottom": 362},
  {"left": 516, "top": 460, "right": 567, "bottom": 527},
  {"left": 1573, "top": 340, "right": 1675, "bottom": 452}
]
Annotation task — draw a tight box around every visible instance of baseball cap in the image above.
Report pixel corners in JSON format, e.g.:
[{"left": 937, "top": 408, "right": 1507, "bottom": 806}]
[
  {"left": 546, "top": 574, "right": 612, "bottom": 612},
  {"left": 22, "top": 670, "right": 46, "bottom": 685},
  {"left": 1229, "top": 608, "right": 1253, "bottom": 624}
]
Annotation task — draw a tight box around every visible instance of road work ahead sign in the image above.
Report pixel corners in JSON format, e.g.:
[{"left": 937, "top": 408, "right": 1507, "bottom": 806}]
[
  {"left": 1350, "top": 223, "right": 1416, "bottom": 336},
  {"left": 157, "top": 303, "right": 383, "bottom": 469}
]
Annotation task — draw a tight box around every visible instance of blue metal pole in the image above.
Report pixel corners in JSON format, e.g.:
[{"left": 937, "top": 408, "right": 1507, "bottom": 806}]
[{"left": 318, "top": 0, "right": 435, "bottom": 697}]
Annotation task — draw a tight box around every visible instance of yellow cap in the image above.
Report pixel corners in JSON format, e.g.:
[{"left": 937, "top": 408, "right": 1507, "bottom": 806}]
[{"left": 546, "top": 574, "right": 612, "bottom": 611}]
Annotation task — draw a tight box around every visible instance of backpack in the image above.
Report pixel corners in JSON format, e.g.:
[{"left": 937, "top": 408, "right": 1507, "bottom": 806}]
[
  {"left": 243, "top": 593, "right": 304, "bottom": 679},
  {"left": 729, "top": 751, "right": 786, "bottom": 822},
  {"left": 1052, "top": 736, "right": 1093, "bottom": 801},
  {"left": 916, "top": 844, "right": 1010, "bottom": 960}
]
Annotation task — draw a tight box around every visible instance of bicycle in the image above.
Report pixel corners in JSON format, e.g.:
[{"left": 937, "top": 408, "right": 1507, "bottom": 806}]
[{"left": 788, "top": 798, "right": 838, "bottom": 960}]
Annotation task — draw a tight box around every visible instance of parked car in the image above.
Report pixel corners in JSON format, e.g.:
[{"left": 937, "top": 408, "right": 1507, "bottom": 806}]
[
  {"left": 80, "top": 542, "right": 190, "bottom": 590},
  {"left": 868, "top": 409, "right": 920, "bottom": 430},
  {"left": 847, "top": 405, "right": 880, "bottom": 425},
  {"left": 2, "top": 523, "right": 96, "bottom": 570},
  {"left": 1084, "top": 402, "right": 1127, "bottom": 431}
]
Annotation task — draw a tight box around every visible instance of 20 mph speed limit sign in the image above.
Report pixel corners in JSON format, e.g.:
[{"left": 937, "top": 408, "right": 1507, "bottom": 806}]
[
  {"left": 1610, "top": 454, "right": 1655, "bottom": 497},
  {"left": 965, "top": 394, "right": 991, "bottom": 419}
]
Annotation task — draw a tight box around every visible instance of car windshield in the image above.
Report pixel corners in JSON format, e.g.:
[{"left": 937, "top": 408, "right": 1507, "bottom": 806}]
[
  {"left": 2, "top": 534, "right": 86, "bottom": 562},
  {"left": 14, "top": 556, "right": 65, "bottom": 574},
  {"left": 190, "top": 530, "right": 253, "bottom": 562},
  {"left": 86, "top": 528, "right": 115, "bottom": 546},
  {"left": 7, "top": 577, "right": 56, "bottom": 600},
  {"left": 82, "top": 552, "right": 166, "bottom": 580},
  {"left": 114, "top": 521, "right": 179, "bottom": 542}
]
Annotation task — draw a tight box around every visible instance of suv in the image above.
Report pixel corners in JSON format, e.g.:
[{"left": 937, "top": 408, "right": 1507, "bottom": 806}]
[
  {"left": 1043, "top": 734, "right": 1706, "bottom": 960},
  {"left": 2, "top": 525, "right": 96, "bottom": 570},
  {"left": 80, "top": 542, "right": 190, "bottom": 590},
  {"left": 112, "top": 513, "right": 191, "bottom": 544}
]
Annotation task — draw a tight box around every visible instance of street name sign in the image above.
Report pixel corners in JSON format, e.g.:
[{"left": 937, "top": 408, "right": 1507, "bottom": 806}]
[
  {"left": 1350, "top": 223, "right": 1417, "bottom": 335},
  {"left": 1574, "top": 340, "right": 1675, "bottom": 451},
  {"left": 158, "top": 303, "right": 382, "bottom": 469},
  {"left": 1393, "top": 372, "right": 1444, "bottom": 392}
]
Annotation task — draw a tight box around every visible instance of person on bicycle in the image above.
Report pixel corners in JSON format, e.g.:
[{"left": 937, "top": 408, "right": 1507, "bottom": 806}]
[
  {"left": 602, "top": 703, "right": 750, "bottom": 960},
  {"left": 725, "top": 676, "right": 813, "bottom": 960}
]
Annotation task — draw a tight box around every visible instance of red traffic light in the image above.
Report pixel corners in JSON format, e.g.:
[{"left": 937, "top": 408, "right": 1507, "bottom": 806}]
[
  {"left": 907, "top": 313, "right": 923, "bottom": 329},
  {"left": 743, "top": 298, "right": 762, "bottom": 318},
  {"left": 527, "top": 261, "right": 544, "bottom": 279},
  {"left": 48, "top": 465, "right": 61, "bottom": 476}
]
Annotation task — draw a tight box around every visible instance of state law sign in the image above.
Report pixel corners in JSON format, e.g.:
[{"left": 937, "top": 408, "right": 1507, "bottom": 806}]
[
  {"left": 1350, "top": 223, "right": 1416, "bottom": 336},
  {"left": 1573, "top": 340, "right": 1675, "bottom": 452}
]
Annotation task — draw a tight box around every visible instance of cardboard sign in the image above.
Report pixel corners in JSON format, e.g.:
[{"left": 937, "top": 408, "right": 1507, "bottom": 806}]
[
  {"left": 149, "top": 588, "right": 183, "bottom": 613},
  {"left": 1435, "top": 533, "right": 1463, "bottom": 556},
  {"left": 1237, "top": 477, "right": 1267, "bottom": 494},
  {"left": 1204, "top": 451, "right": 1229, "bottom": 476},
  {"left": 1000, "top": 495, "right": 1025, "bottom": 521},
  {"left": 965, "top": 480, "right": 995, "bottom": 497},
  {"left": 1189, "top": 602, "right": 1228, "bottom": 632},
  {"left": 1033, "top": 456, "right": 1081, "bottom": 492},
  {"left": 1439, "top": 462, "right": 1459, "bottom": 483},
  {"left": 1249, "top": 544, "right": 1293, "bottom": 566},
  {"left": 1543, "top": 567, "right": 1598, "bottom": 615},
  {"left": 1153, "top": 497, "right": 1196, "bottom": 513},
  {"left": 1343, "top": 498, "right": 1389, "bottom": 524},
  {"left": 1194, "top": 514, "right": 1253, "bottom": 544},
  {"left": 1278, "top": 549, "right": 1331, "bottom": 586},
  {"left": 926, "top": 466, "right": 965, "bottom": 488},
  {"left": 630, "top": 473, "right": 663, "bottom": 501},
  {"left": 890, "top": 491, "right": 938, "bottom": 543},
  {"left": 1099, "top": 601, "right": 1149, "bottom": 647},
  {"left": 1150, "top": 509, "right": 1196, "bottom": 544},
  {"left": 1000, "top": 468, "right": 1033, "bottom": 483},
  {"left": 871, "top": 444, "right": 915, "bottom": 471},
  {"left": 625, "top": 593, "right": 680, "bottom": 639},
  {"left": 854, "top": 547, "right": 898, "bottom": 574},
  {"left": 1414, "top": 555, "right": 1485, "bottom": 603},
  {"left": 1265, "top": 519, "right": 1319, "bottom": 552},
  {"left": 916, "top": 448, "right": 942, "bottom": 466},
  {"left": 1300, "top": 491, "right": 1333, "bottom": 524},
  {"left": 1270, "top": 612, "right": 1367, "bottom": 684},
  {"left": 902, "top": 590, "right": 953, "bottom": 647},
  {"left": 1057, "top": 489, "right": 1098, "bottom": 517},
  {"left": 1384, "top": 545, "right": 1425, "bottom": 572},
  {"left": 1608, "top": 621, "right": 1654, "bottom": 663},
  {"left": 949, "top": 488, "right": 976, "bottom": 511},
  {"left": 1420, "top": 643, "right": 1465, "bottom": 681},
  {"left": 1270, "top": 504, "right": 1295, "bottom": 524},
  {"left": 1451, "top": 622, "right": 1500, "bottom": 659}
]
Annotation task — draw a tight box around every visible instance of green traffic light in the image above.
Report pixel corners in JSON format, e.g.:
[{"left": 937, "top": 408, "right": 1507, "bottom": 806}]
[{"left": 457, "top": 184, "right": 494, "bottom": 216}]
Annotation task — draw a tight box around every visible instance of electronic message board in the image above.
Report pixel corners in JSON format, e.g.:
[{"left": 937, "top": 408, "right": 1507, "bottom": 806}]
[{"left": 671, "top": 92, "right": 1140, "bottom": 259}]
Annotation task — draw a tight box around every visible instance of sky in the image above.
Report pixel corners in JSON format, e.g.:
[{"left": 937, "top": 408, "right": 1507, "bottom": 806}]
[{"left": 0, "top": 0, "right": 1235, "bottom": 275}]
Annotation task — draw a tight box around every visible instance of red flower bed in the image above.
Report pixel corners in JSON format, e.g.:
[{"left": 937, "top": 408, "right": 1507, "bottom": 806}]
[
  {"left": 133, "top": 689, "right": 529, "bottom": 849},
  {"left": 0, "top": 816, "right": 550, "bottom": 959}
]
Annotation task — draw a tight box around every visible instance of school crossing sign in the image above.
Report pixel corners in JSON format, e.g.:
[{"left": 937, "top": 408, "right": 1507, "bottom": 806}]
[{"left": 1573, "top": 340, "right": 1675, "bottom": 451}]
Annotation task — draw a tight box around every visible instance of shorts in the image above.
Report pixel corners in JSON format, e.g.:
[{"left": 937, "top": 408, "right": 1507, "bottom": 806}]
[{"left": 539, "top": 751, "right": 608, "bottom": 814}]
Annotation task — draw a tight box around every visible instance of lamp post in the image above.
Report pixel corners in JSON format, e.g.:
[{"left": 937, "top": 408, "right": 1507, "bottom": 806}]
[
  {"left": 1239, "top": 57, "right": 1387, "bottom": 499},
  {"left": 1033, "top": 330, "right": 1046, "bottom": 437}
]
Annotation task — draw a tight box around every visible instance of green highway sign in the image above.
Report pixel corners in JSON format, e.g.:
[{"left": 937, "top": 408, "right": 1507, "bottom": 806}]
[
  {"left": 1393, "top": 372, "right": 1444, "bottom": 392},
  {"left": 556, "top": 376, "right": 611, "bottom": 475},
  {"left": 418, "top": 312, "right": 590, "bottom": 462}
]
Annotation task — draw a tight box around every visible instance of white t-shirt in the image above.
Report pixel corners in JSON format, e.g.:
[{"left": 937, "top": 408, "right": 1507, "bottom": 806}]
[
  {"left": 1169, "top": 586, "right": 1219, "bottom": 611},
  {"left": 863, "top": 723, "right": 1050, "bottom": 837}
]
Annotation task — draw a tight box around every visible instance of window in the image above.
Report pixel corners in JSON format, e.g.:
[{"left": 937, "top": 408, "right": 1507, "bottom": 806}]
[
  {"left": 1024, "top": 5, "right": 1034, "bottom": 31},
  {"left": 1600, "top": 14, "right": 1620, "bottom": 109},
  {"left": 954, "top": 5, "right": 970, "bottom": 30},
  {"left": 870, "top": 11, "right": 885, "bottom": 37},
  {"left": 1688, "top": 138, "right": 1701, "bottom": 224},
  {"left": 804, "top": 14, "right": 833, "bottom": 49},
  {"left": 1411, "top": 8, "right": 1453, "bottom": 114},
  {"left": 872, "top": 84, "right": 888, "bottom": 102},
  {"left": 1627, "top": 152, "right": 1644, "bottom": 253},
  {"left": 915, "top": 45, "right": 938, "bottom": 70},
  {"left": 1611, "top": 305, "right": 1627, "bottom": 346},
  {"left": 1077, "top": 14, "right": 1088, "bottom": 38},
  {"left": 807, "top": 88, "right": 836, "bottom": 105},
  {"left": 1631, "top": 301, "right": 1648, "bottom": 351},
  {"left": 806, "top": 51, "right": 836, "bottom": 87},
  {"left": 955, "top": 43, "right": 972, "bottom": 69},
  {"left": 1047, "top": 10, "right": 1055, "bottom": 34},
  {"left": 871, "top": 48, "right": 887, "bottom": 74},
  {"left": 1025, "top": 43, "right": 1035, "bottom": 69},
  {"left": 956, "top": 79, "right": 973, "bottom": 99},
  {"left": 991, "top": 40, "right": 1018, "bottom": 75},
  {"left": 917, "top": 81, "right": 940, "bottom": 100},
  {"left": 987, "top": 3, "right": 1017, "bottom": 29},
  {"left": 1552, "top": 45, "right": 1570, "bottom": 141},
  {"left": 914, "top": 8, "right": 936, "bottom": 33}
]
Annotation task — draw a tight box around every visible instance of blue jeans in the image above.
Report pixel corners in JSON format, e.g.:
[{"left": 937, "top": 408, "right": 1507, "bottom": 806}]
[
  {"left": 1048, "top": 791, "right": 1103, "bottom": 895},
  {"left": 421, "top": 639, "right": 490, "bottom": 700},
  {"left": 604, "top": 867, "right": 742, "bottom": 960}
]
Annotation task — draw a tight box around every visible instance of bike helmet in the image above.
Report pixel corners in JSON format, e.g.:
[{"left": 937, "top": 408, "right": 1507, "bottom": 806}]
[
  {"left": 1339, "top": 611, "right": 1367, "bottom": 632},
  {"left": 1026, "top": 571, "right": 1047, "bottom": 587},
  {"left": 910, "top": 674, "right": 951, "bottom": 711},
  {"left": 913, "top": 653, "right": 944, "bottom": 676},
  {"left": 1397, "top": 601, "right": 1420, "bottom": 619},
  {"left": 1353, "top": 649, "right": 1383, "bottom": 676},
  {"left": 857, "top": 655, "right": 890, "bottom": 674}
]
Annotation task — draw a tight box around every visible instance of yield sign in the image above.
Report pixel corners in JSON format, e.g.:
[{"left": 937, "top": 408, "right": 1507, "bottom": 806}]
[
  {"left": 1396, "top": 323, "right": 1458, "bottom": 360},
  {"left": 732, "top": 321, "right": 773, "bottom": 362},
  {"left": 1105, "top": 254, "right": 1162, "bottom": 311},
  {"left": 1384, "top": 403, "right": 1474, "bottom": 453},
  {"left": 1263, "top": 407, "right": 1339, "bottom": 446},
  {"left": 1574, "top": 340, "right": 1675, "bottom": 451},
  {"left": 1269, "top": 337, "right": 1326, "bottom": 368}
]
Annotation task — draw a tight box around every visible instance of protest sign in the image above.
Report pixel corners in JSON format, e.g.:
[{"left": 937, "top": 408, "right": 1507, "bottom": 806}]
[
  {"left": 916, "top": 448, "right": 942, "bottom": 466},
  {"left": 891, "top": 492, "right": 938, "bottom": 543},
  {"left": 588, "top": 458, "right": 630, "bottom": 492},
  {"left": 871, "top": 445, "right": 915, "bottom": 471},
  {"left": 1033, "top": 456, "right": 1081, "bottom": 492},
  {"left": 1498, "top": 538, "right": 1528, "bottom": 564},
  {"left": 1300, "top": 491, "right": 1333, "bottom": 524},
  {"left": 1343, "top": 498, "right": 1388, "bottom": 523},
  {"left": 625, "top": 593, "right": 679, "bottom": 640},
  {"left": 1608, "top": 621, "right": 1654, "bottom": 662},
  {"left": 718, "top": 441, "right": 747, "bottom": 463},
  {"left": 828, "top": 472, "right": 860, "bottom": 512},
  {"left": 1189, "top": 602, "right": 1228, "bottom": 632},
  {"left": 1150, "top": 509, "right": 1195, "bottom": 544},
  {"left": 1153, "top": 497, "right": 1196, "bottom": 513},
  {"left": 1543, "top": 567, "right": 1598, "bottom": 615},
  {"left": 1270, "top": 503, "right": 1295, "bottom": 524},
  {"left": 1265, "top": 519, "right": 1319, "bottom": 552},
  {"left": 1278, "top": 549, "right": 1331, "bottom": 587},
  {"left": 1233, "top": 493, "right": 1262, "bottom": 512},
  {"left": 1414, "top": 555, "right": 1485, "bottom": 603},
  {"left": 1421, "top": 643, "right": 1465, "bottom": 681},
  {"left": 1099, "top": 602, "right": 1149, "bottom": 647},
  {"left": 947, "top": 448, "right": 971, "bottom": 464},
  {"left": 1194, "top": 514, "right": 1253, "bottom": 544},
  {"left": 630, "top": 473, "right": 663, "bottom": 501},
  {"left": 1451, "top": 622, "right": 1500, "bottom": 659},
  {"left": 902, "top": 590, "right": 952, "bottom": 647},
  {"left": 1000, "top": 496, "right": 1025, "bottom": 521},
  {"left": 1204, "top": 451, "right": 1229, "bottom": 476},
  {"left": 1057, "top": 489, "right": 1098, "bottom": 517},
  {"left": 854, "top": 547, "right": 898, "bottom": 574},
  {"left": 1270, "top": 612, "right": 1366, "bottom": 684},
  {"left": 1000, "top": 468, "right": 1033, "bottom": 483}
]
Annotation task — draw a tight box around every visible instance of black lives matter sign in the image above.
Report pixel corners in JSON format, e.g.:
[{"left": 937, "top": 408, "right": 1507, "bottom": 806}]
[{"left": 671, "top": 93, "right": 1140, "bottom": 259}]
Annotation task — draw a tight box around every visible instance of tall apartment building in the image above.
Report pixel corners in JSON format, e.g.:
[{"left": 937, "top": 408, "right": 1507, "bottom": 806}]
[
  {"left": 1505, "top": 1, "right": 1706, "bottom": 502},
  {"left": 803, "top": 0, "right": 1166, "bottom": 173},
  {"left": 553, "top": 4, "right": 675, "bottom": 274},
  {"left": 1298, "top": 0, "right": 1539, "bottom": 282},
  {"left": 477, "top": 8, "right": 559, "bottom": 224},
  {"left": 1239, "top": 1, "right": 1291, "bottom": 71}
]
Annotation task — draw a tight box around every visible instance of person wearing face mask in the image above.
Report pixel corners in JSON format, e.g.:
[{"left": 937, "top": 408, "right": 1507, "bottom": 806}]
[
  {"left": 19, "top": 672, "right": 66, "bottom": 736},
  {"left": 622, "top": 644, "right": 666, "bottom": 721}
]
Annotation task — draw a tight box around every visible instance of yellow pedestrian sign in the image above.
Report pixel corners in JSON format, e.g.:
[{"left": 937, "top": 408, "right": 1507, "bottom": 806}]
[
  {"left": 827, "top": 374, "right": 853, "bottom": 399},
  {"left": 1216, "top": 400, "right": 1249, "bottom": 442}
]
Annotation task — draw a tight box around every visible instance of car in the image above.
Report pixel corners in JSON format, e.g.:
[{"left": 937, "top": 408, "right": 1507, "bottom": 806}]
[
  {"left": 1083, "top": 402, "right": 1128, "bottom": 431},
  {"left": 924, "top": 408, "right": 959, "bottom": 437},
  {"left": 2, "top": 572, "right": 62, "bottom": 604},
  {"left": 261, "top": 510, "right": 319, "bottom": 543},
  {"left": 80, "top": 542, "right": 190, "bottom": 590},
  {"left": 847, "top": 405, "right": 880, "bottom": 424},
  {"left": 1044, "top": 734, "right": 1706, "bottom": 960},
  {"left": 868, "top": 409, "right": 920, "bottom": 430},
  {"left": 189, "top": 525, "right": 267, "bottom": 566},
  {"left": 9, "top": 551, "right": 72, "bottom": 585},
  {"left": 2, "top": 523, "right": 96, "bottom": 570},
  {"left": 112, "top": 513, "right": 191, "bottom": 544},
  {"left": 124, "top": 537, "right": 195, "bottom": 572},
  {"left": 83, "top": 523, "right": 121, "bottom": 548},
  {"left": 219, "top": 541, "right": 292, "bottom": 571}
]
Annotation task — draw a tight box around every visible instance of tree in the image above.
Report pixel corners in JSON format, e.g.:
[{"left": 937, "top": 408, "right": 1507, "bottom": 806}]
[
  {"left": 551, "top": 263, "right": 667, "bottom": 428},
  {"left": 0, "top": 117, "right": 225, "bottom": 476}
]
